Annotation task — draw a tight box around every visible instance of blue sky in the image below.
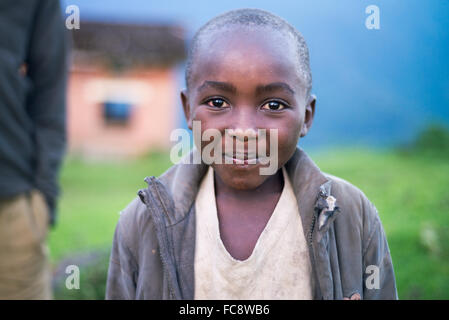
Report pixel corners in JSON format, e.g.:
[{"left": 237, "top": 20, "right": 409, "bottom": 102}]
[{"left": 62, "top": 0, "right": 449, "bottom": 149}]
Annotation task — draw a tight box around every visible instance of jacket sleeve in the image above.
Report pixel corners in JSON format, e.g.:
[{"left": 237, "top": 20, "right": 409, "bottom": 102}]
[
  {"left": 26, "top": 0, "right": 68, "bottom": 225},
  {"left": 106, "top": 217, "right": 138, "bottom": 300},
  {"left": 362, "top": 203, "right": 398, "bottom": 299}
]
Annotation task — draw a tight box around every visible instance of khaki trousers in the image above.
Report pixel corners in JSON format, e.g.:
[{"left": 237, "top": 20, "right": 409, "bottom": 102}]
[{"left": 0, "top": 190, "right": 52, "bottom": 299}]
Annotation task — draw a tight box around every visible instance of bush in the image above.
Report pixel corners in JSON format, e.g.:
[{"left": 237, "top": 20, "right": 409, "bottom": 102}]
[
  {"left": 399, "top": 124, "right": 449, "bottom": 158},
  {"left": 415, "top": 125, "right": 449, "bottom": 152}
]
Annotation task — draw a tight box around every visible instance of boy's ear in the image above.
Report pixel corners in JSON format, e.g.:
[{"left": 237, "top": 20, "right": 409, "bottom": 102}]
[
  {"left": 300, "top": 94, "right": 316, "bottom": 138},
  {"left": 180, "top": 89, "right": 193, "bottom": 130}
]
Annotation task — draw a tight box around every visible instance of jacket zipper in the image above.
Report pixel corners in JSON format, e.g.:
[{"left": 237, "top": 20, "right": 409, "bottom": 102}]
[
  {"left": 151, "top": 177, "right": 179, "bottom": 299},
  {"left": 308, "top": 210, "right": 322, "bottom": 299},
  {"left": 140, "top": 176, "right": 179, "bottom": 300},
  {"left": 308, "top": 187, "right": 341, "bottom": 300},
  {"left": 308, "top": 186, "right": 332, "bottom": 300}
]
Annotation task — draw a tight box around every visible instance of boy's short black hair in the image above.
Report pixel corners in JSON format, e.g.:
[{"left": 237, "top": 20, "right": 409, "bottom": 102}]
[{"left": 185, "top": 8, "right": 312, "bottom": 96}]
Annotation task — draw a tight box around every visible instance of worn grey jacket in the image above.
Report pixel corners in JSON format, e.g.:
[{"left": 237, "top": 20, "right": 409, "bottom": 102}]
[{"left": 106, "top": 148, "right": 398, "bottom": 300}]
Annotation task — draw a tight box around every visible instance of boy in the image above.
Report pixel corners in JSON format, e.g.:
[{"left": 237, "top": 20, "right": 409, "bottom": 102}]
[{"left": 106, "top": 8, "right": 397, "bottom": 300}]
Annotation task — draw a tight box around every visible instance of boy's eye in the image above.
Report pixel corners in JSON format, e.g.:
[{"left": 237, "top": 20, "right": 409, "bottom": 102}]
[
  {"left": 261, "top": 101, "right": 286, "bottom": 111},
  {"left": 206, "top": 98, "right": 230, "bottom": 109}
]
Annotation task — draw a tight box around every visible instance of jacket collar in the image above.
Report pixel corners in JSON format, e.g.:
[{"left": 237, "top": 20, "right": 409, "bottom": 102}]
[{"left": 284, "top": 148, "right": 330, "bottom": 239}]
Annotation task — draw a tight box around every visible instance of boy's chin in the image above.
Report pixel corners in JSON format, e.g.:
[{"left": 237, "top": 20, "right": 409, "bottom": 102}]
[{"left": 212, "top": 165, "right": 276, "bottom": 190}]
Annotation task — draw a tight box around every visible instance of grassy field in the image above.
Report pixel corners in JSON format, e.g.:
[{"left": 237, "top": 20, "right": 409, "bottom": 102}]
[{"left": 49, "top": 149, "right": 449, "bottom": 299}]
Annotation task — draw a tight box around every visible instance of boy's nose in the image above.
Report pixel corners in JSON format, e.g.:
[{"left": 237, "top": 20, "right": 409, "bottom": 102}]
[
  {"left": 225, "top": 107, "right": 259, "bottom": 140},
  {"left": 227, "top": 128, "right": 258, "bottom": 141}
]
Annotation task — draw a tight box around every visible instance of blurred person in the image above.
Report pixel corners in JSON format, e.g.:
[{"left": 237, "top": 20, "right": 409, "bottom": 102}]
[
  {"left": 0, "top": 0, "right": 68, "bottom": 299},
  {"left": 106, "top": 9, "right": 397, "bottom": 300}
]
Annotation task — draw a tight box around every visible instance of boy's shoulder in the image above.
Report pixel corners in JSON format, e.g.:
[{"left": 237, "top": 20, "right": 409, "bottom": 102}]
[
  {"left": 286, "top": 148, "right": 378, "bottom": 212},
  {"left": 115, "top": 196, "right": 150, "bottom": 247},
  {"left": 325, "top": 172, "right": 379, "bottom": 214},
  {"left": 118, "top": 196, "right": 147, "bottom": 225},
  {"left": 323, "top": 172, "right": 383, "bottom": 247},
  {"left": 324, "top": 173, "right": 374, "bottom": 209},
  {"left": 115, "top": 158, "right": 203, "bottom": 242}
]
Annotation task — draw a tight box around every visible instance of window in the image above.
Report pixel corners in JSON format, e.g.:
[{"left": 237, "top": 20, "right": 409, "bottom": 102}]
[{"left": 103, "top": 101, "right": 132, "bottom": 125}]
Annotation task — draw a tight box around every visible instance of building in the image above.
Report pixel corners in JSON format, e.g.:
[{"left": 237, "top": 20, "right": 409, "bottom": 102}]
[{"left": 67, "top": 21, "right": 185, "bottom": 159}]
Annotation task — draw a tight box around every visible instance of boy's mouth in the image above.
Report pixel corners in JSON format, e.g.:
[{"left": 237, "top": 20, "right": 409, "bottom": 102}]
[
  {"left": 223, "top": 155, "right": 257, "bottom": 165},
  {"left": 222, "top": 152, "right": 268, "bottom": 165}
]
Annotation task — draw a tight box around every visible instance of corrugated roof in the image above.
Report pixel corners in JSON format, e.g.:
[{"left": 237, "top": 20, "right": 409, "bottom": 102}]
[{"left": 70, "top": 21, "right": 186, "bottom": 70}]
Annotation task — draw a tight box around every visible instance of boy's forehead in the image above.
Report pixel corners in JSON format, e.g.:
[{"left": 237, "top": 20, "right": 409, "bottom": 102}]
[
  {"left": 191, "top": 27, "right": 302, "bottom": 89},
  {"left": 196, "top": 26, "right": 296, "bottom": 62}
]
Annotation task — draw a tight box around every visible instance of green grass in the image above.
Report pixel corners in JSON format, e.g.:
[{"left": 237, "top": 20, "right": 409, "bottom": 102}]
[
  {"left": 48, "top": 151, "right": 172, "bottom": 262},
  {"left": 49, "top": 149, "right": 449, "bottom": 299}
]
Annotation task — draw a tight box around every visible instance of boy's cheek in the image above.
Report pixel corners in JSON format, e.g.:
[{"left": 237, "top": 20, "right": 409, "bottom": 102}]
[{"left": 277, "top": 127, "right": 301, "bottom": 150}]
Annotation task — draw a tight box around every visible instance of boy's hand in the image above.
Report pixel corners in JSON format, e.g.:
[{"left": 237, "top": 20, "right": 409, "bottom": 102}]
[{"left": 343, "top": 293, "right": 362, "bottom": 300}]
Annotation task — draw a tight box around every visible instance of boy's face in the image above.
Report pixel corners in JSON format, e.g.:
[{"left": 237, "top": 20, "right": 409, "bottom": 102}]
[{"left": 181, "top": 26, "right": 315, "bottom": 190}]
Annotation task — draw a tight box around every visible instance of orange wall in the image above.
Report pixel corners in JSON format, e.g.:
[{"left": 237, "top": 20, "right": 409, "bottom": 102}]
[{"left": 67, "top": 66, "right": 178, "bottom": 158}]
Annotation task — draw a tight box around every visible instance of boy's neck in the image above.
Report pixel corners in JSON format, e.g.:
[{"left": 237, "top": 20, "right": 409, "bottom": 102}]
[{"left": 213, "top": 168, "right": 284, "bottom": 202}]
